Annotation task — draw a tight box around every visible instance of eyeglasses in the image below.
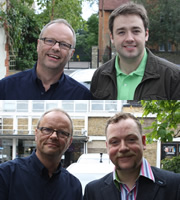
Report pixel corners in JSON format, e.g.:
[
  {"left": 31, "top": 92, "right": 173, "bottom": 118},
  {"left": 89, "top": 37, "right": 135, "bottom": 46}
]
[
  {"left": 40, "top": 38, "right": 73, "bottom": 50},
  {"left": 37, "top": 127, "right": 71, "bottom": 138}
]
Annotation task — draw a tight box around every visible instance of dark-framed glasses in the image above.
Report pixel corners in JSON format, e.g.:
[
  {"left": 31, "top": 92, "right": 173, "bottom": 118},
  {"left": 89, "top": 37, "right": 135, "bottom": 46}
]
[
  {"left": 40, "top": 38, "right": 73, "bottom": 50},
  {"left": 37, "top": 127, "right": 71, "bottom": 138}
]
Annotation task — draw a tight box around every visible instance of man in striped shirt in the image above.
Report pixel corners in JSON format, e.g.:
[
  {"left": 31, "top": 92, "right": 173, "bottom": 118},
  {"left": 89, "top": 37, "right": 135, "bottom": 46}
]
[{"left": 84, "top": 113, "right": 180, "bottom": 200}]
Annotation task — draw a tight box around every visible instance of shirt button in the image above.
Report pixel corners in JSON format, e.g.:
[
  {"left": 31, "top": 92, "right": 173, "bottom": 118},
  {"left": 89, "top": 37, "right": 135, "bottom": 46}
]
[
  {"left": 124, "top": 83, "right": 127, "bottom": 87},
  {"left": 41, "top": 92, "right": 44, "bottom": 95}
]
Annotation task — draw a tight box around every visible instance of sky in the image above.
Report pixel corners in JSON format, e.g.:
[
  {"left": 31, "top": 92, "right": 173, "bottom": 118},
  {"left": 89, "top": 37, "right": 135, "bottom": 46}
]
[{"left": 82, "top": 1, "right": 98, "bottom": 20}]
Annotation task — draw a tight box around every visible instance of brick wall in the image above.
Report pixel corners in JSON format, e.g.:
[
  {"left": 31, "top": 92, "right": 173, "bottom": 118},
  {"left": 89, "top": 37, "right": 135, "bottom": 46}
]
[
  {"left": 88, "top": 117, "right": 109, "bottom": 136},
  {"left": 87, "top": 116, "right": 157, "bottom": 166},
  {"left": 5, "top": 41, "right": 9, "bottom": 76}
]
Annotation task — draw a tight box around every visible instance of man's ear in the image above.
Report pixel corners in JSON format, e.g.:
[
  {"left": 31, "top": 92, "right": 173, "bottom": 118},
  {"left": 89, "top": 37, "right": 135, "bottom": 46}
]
[
  {"left": 70, "top": 48, "right": 75, "bottom": 58},
  {"left": 142, "top": 135, "right": 146, "bottom": 150},
  {"left": 145, "top": 29, "right": 149, "bottom": 42},
  {"left": 106, "top": 140, "right": 109, "bottom": 154},
  {"left": 35, "top": 128, "right": 38, "bottom": 142},
  {"left": 110, "top": 32, "right": 114, "bottom": 44}
]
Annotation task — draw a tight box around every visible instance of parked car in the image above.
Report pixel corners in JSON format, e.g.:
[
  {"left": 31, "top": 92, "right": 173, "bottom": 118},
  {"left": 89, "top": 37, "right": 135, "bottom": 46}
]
[
  {"left": 69, "top": 69, "right": 96, "bottom": 89},
  {"left": 77, "top": 153, "right": 112, "bottom": 164},
  {"left": 67, "top": 153, "right": 114, "bottom": 193}
]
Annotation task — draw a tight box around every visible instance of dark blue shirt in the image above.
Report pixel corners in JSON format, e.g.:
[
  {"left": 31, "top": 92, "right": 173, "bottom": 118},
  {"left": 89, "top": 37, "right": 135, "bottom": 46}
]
[
  {"left": 0, "top": 151, "right": 83, "bottom": 200},
  {"left": 0, "top": 64, "right": 92, "bottom": 100}
]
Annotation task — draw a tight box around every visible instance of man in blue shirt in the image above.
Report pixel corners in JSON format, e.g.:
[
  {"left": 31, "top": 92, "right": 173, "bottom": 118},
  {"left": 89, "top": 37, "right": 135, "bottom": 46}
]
[
  {"left": 0, "top": 108, "right": 83, "bottom": 200},
  {"left": 0, "top": 19, "right": 92, "bottom": 100}
]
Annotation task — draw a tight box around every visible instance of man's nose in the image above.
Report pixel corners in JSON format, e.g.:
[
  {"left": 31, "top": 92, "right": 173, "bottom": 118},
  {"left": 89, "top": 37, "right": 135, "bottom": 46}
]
[
  {"left": 125, "top": 31, "right": 134, "bottom": 41},
  {"left": 52, "top": 42, "right": 61, "bottom": 50},
  {"left": 119, "top": 140, "right": 129, "bottom": 152},
  {"left": 50, "top": 131, "right": 58, "bottom": 138}
]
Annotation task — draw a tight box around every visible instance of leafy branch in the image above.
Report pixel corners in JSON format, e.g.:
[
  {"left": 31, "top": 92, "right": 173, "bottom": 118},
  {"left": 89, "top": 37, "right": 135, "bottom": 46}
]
[{"left": 141, "top": 100, "right": 180, "bottom": 143}]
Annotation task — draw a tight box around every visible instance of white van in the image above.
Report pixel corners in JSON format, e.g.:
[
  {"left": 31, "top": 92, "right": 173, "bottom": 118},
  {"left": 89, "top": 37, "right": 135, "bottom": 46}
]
[{"left": 67, "top": 153, "right": 114, "bottom": 193}]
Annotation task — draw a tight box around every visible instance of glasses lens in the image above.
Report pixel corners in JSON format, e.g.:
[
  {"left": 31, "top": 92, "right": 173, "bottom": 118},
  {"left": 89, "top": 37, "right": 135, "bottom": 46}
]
[
  {"left": 57, "top": 130, "right": 70, "bottom": 138},
  {"left": 44, "top": 38, "right": 55, "bottom": 46},
  {"left": 40, "top": 127, "right": 52, "bottom": 135},
  {"left": 60, "top": 42, "right": 72, "bottom": 50}
]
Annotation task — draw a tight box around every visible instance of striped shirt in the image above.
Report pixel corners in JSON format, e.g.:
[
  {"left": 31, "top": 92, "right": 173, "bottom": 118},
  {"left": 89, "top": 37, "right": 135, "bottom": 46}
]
[{"left": 113, "top": 158, "right": 155, "bottom": 200}]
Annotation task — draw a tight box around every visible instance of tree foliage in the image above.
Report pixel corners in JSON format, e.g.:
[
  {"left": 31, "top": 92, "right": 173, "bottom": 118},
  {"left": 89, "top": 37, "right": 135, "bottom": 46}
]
[
  {"left": 141, "top": 100, "right": 180, "bottom": 143},
  {"left": 36, "top": 0, "right": 85, "bottom": 31},
  {"left": 134, "top": 0, "right": 180, "bottom": 52},
  {"left": 74, "top": 13, "right": 98, "bottom": 61},
  {"left": 161, "top": 155, "right": 180, "bottom": 173},
  {"left": 0, "top": 0, "right": 41, "bottom": 70},
  {"left": 0, "top": 0, "right": 88, "bottom": 70}
]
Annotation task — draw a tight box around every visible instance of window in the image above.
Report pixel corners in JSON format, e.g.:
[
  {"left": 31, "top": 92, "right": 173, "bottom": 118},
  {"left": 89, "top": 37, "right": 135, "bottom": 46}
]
[
  {"left": 159, "top": 44, "right": 165, "bottom": 52},
  {"left": 90, "top": 101, "right": 118, "bottom": 112},
  {"left": 62, "top": 101, "right": 74, "bottom": 112},
  {"left": 32, "top": 101, "right": 45, "bottom": 112},
  {"left": 2, "top": 118, "right": 14, "bottom": 134},
  {"left": 17, "top": 101, "right": 28, "bottom": 112},
  {"left": 159, "top": 42, "right": 172, "bottom": 52},
  {"left": 91, "top": 100, "right": 104, "bottom": 111},
  {"left": 3, "top": 101, "right": 16, "bottom": 112},
  {"left": 46, "top": 101, "right": 58, "bottom": 110},
  {"left": 3, "top": 101, "right": 28, "bottom": 112},
  {"left": 75, "top": 101, "right": 88, "bottom": 112}
]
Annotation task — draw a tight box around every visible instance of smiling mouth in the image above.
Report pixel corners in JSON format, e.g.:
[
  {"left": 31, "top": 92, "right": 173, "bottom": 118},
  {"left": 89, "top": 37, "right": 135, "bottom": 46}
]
[
  {"left": 48, "top": 54, "right": 60, "bottom": 59},
  {"left": 46, "top": 143, "right": 59, "bottom": 147},
  {"left": 124, "top": 45, "right": 136, "bottom": 48}
]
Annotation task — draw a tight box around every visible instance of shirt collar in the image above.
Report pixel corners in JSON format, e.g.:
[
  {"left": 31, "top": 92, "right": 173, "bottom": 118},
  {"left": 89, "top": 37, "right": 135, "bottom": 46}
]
[
  {"left": 30, "top": 150, "right": 61, "bottom": 178},
  {"left": 113, "top": 157, "right": 155, "bottom": 190},
  {"left": 32, "top": 63, "right": 65, "bottom": 87},
  {"left": 115, "top": 48, "right": 147, "bottom": 77}
]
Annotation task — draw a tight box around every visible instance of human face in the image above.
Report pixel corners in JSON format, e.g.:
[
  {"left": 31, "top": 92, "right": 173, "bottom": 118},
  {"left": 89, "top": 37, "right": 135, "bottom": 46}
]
[
  {"left": 37, "top": 23, "right": 75, "bottom": 72},
  {"left": 106, "top": 118, "right": 146, "bottom": 173},
  {"left": 110, "top": 14, "right": 149, "bottom": 63},
  {"left": 35, "top": 111, "right": 72, "bottom": 159}
]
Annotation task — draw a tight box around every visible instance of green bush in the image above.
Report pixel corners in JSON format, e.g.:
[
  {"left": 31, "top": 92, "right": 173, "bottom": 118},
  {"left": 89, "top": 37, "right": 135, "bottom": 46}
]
[{"left": 161, "top": 156, "right": 180, "bottom": 173}]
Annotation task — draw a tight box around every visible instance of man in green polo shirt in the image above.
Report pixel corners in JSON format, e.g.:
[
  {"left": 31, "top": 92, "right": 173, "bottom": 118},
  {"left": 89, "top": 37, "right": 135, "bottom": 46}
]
[
  {"left": 90, "top": 2, "right": 180, "bottom": 100},
  {"left": 115, "top": 49, "right": 147, "bottom": 100}
]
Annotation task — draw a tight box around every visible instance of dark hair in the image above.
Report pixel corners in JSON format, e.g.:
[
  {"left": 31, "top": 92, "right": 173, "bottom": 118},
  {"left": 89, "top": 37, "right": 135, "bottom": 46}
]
[
  {"left": 37, "top": 108, "right": 73, "bottom": 134},
  {"left": 105, "top": 112, "right": 142, "bottom": 135},
  {"left": 109, "top": 2, "right": 149, "bottom": 35}
]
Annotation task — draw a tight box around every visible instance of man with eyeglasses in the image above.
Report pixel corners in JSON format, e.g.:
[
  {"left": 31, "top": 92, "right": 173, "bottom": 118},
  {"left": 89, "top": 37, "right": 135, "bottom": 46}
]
[
  {"left": 0, "top": 19, "right": 92, "bottom": 100},
  {"left": 0, "top": 108, "right": 83, "bottom": 200}
]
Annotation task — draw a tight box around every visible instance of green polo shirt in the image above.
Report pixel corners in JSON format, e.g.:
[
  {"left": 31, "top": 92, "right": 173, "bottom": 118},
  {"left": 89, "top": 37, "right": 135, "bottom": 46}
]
[{"left": 115, "top": 49, "right": 147, "bottom": 100}]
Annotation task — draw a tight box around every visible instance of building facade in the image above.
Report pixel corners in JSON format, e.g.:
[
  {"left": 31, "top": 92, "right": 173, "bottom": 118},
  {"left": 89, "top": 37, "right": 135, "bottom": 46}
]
[
  {"left": 0, "top": 100, "right": 179, "bottom": 168},
  {"left": 0, "top": 100, "right": 123, "bottom": 167}
]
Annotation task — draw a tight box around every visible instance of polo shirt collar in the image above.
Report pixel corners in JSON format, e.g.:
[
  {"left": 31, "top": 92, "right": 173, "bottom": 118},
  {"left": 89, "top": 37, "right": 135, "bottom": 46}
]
[{"left": 115, "top": 48, "right": 147, "bottom": 77}]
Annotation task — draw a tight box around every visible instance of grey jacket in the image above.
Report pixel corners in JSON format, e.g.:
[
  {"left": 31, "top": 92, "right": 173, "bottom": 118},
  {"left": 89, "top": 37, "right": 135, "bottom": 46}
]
[
  {"left": 90, "top": 49, "right": 180, "bottom": 100},
  {"left": 84, "top": 167, "right": 180, "bottom": 200}
]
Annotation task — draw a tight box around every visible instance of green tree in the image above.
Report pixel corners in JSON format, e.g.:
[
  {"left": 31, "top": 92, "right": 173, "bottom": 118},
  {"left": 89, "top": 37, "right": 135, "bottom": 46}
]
[
  {"left": 134, "top": 0, "right": 180, "bottom": 52},
  {"left": 86, "top": 13, "right": 98, "bottom": 47},
  {"left": 0, "top": 0, "right": 88, "bottom": 70},
  {"left": 74, "top": 13, "right": 98, "bottom": 61},
  {"left": 36, "top": 0, "right": 85, "bottom": 31},
  {"left": 0, "top": 0, "right": 41, "bottom": 70},
  {"left": 161, "top": 156, "right": 180, "bottom": 173},
  {"left": 141, "top": 100, "right": 180, "bottom": 143}
]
